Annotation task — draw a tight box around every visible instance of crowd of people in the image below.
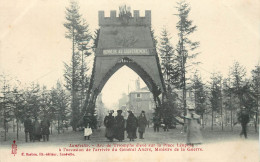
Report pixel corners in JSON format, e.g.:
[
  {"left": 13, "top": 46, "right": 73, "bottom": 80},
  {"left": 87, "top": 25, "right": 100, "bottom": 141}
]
[
  {"left": 22, "top": 105, "right": 251, "bottom": 145},
  {"left": 23, "top": 115, "right": 50, "bottom": 142},
  {"left": 103, "top": 110, "right": 148, "bottom": 142}
]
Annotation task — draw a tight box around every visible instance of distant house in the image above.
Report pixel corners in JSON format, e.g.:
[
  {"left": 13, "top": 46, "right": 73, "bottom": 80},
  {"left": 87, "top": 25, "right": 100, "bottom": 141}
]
[
  {"left": 174, "top": 89, "right": 196, "bottom": 108},
  {"left": 124, "top": 78, "right": 197, "bottom": 121},
  {"left": 128, "top": 78, "right": 155, "bottom": 120}
]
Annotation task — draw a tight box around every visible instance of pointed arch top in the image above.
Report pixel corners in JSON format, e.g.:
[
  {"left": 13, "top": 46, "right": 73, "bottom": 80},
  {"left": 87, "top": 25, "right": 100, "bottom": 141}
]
[{"left": 95, "top": 57, "right": 161, "bottom": 95}]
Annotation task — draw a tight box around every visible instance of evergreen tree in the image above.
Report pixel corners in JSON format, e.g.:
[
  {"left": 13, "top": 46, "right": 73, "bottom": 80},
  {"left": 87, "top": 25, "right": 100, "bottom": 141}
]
[
  {"left": 191, "top": 72, "right": 206, "bottom": 126},
  {"left": 40, "top": 85, "right": 57, "bottom": 134},
  {"left": 175, "top": 0, "right": 200, "bottom": 114},
  {"left": 149, "top": 26, "right": 163, "bottom": 117},
  {"left": 209, "top": 72, "right": 222, "bottom": 130},
  {"left": 158, "top": 28, "right": 181, "bottom": 121},
  {"left": 251, "top": 65, "right": 260, "bottom": 131},
  {"left": 23, "top": 83, "right": 41, "bottom": 119},
  {"left": 8, "top": 87, "right": 25, "bottom": 140},
  {"left": 0, "top": 74, "right": 13, "bottom": 141},
  {"left": 63, "top": 0, "right": 92, "bottom": 131},
  {"left": 50, "top": 81, "right": 70, "bottom": 134},
  {"left": 159, "top": 28, "right": 175, "bottom": 87},
  {"left": 40, "top": 86, "right": 51, "bottom": 116},
  {"left": 92, "top": 28, "right": 100, "bottom": 50},
  {"left": 230, "top": 61, "right": 247, "bottom": 109},
  {"left": 223, "top": 74, "right": 239, "bottom": 130}
]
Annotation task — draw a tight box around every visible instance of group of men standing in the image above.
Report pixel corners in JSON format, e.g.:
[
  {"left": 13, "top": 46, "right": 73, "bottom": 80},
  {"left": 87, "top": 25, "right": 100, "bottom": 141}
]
[
  {"left": 24, "top": 115, "right": 50, "bottom": 142},
  {"left": 104, "top": 110, "right": 148, "bottom": 142}
]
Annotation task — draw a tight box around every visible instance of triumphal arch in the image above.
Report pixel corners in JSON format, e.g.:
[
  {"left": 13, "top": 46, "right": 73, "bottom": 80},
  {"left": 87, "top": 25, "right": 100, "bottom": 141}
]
[{"left": 85, "top": 10, "right": 166, "bottom": 113}]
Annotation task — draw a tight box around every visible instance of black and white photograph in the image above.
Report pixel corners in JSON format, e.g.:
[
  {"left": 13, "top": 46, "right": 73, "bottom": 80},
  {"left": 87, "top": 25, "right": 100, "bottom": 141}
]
[{"left": 0, "top": 0, "right": 259, "bottom": 161}]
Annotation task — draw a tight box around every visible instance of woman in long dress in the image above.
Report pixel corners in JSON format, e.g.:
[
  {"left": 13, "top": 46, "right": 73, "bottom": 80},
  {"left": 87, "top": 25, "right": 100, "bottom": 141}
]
[
  {"left": 104, "top": 110, "right": 115, "bottom": 142},
  {"left": 126, "top": 111, "right": 138, "bottom": 141},
  {"left": 184, "top": 107, "right": 203, "bottom": 145},
  {"left": 114, "top": 110, "right": 125, "bottom": 142}
]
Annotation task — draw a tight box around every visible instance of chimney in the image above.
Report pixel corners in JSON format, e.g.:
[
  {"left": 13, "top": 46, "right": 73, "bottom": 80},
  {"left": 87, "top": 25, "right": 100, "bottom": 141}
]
[{"left": 135, "top": 77, "right": 140, "bottom": 90}]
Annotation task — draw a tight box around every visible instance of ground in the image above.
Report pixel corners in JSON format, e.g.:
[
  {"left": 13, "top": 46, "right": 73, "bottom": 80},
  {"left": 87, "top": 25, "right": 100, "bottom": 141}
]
[
  {"left": 0, "top": 125, "right": 259, "bottom": 162},
  {"left": 0, "top": 124, "right": 259, "bottom": 145}
]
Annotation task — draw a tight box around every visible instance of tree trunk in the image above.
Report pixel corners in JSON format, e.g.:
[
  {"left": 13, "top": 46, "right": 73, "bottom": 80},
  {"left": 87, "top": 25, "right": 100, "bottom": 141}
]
[
  {"left": 205, "top": 114, "right": 208, "bottom": 126},
  {"left": 211, "top": 110, "right": 214, "bottom": 130},
  {"left": 182, "top": 57, "right": 187, "bottom": 133},
  {"left": 231, "top": 109, "right": 233, "bottom": 131},
  {"left": 256, "top": 97, "right": 259, "bottom": 132},
  {"left": 4, "top": 113, "right": 6, "bottom": 141},
  {"left": 71, "top": 27, "right": 77, "bottom": 131},
  {"left": 13, "top": 119, "right": 15, "bottom": 132},
  {"left": 62, "top": 120, "right": 65, "bottom": 133},
  {"left": 58, "top": 119, "right": 60, "bottom": 134},
  {"left": 16, "top": 119, "right": 19, "bottom": 140},
  {"left": 201, "top": 114, "right": 204, "bottom": 128},
  {"left": 51, "top": 122, "right": 53, "bottom": 134},
  {"left": 183, "top": 64, "right": 186, "bottom": 115},
  {"left": 229, "top": 92, "right": 233, "bottom": 131},
  {"left": 81, "top": 49, "right": 84, "bottom": 115},
  {"left": 225, "top": 108, "right": 228, "bottom": 126},
  {"left": 255, "top": 111, "right": 258, "bottom": 133},
  {"left": 221, "top": 103, "right": 223, "bottom": 131},
  {"left": 220, "top": 84, "right": 223, "bottom": 131}
]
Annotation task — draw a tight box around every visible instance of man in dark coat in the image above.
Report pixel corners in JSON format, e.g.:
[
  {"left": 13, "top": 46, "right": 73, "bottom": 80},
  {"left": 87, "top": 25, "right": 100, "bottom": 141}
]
[
  {"left": 32, "top": 117, "right": 41, "bottom": 142},
  {"left": 104, "top": 110, "right": 115, "bottom": 142},
  {"left": 126, "top": 111, "right": 138, "bottom": 141},
  {"left": 24, "top": 115, "right": 33, "bottom": 142},
  {"left": 41, "top": 115, "right": 50, "bottom": 142},
  {"left": 238, "top": 107, "right": 250, "bottom": 139},
  {"left": 114, "top": 110, "right": 125, "bottom": 142},
  {"left": 83, "top": 112, "right": 94, "bottom": 140},
  {"left": 153, "top": 114, "right": 160, "bottom": 132},
  {"left": 163, "top": 116, "right": 171, "bottom": 131},
  {"left": 138, "top": 111, "right": 147, "bottom": 139}
]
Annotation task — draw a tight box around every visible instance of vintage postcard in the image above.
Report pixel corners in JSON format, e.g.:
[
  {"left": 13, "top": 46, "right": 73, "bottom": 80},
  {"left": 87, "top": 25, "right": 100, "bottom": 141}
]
[{"left": 0, "top": 0, "right": 259, "bottom": 161}]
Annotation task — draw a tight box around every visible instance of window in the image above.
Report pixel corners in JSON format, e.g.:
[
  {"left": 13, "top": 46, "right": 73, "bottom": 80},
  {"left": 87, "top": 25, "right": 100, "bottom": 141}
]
[{"left": 137, "top": 93, "right": 140, "bottom": 98}]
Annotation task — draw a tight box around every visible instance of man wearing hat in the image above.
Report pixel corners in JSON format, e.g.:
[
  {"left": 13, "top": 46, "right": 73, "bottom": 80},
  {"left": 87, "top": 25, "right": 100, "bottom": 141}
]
[
  {"left": 41, "top": 114, "right": 51, "bottom": 142},
  {"left": 104, "top": 110, "right": 115, "bottom": 142},
  {"left": 138, "top": 111, "right": 148, "bottom": 139},
  {"left": 114, "top": 110, "right": 125, "bottom": 142},
  {"left": 32, "top": 117, "right": 42, "bottom": 142},
  {"left": 152, "top": 114, "right": 160, "bottom": 132},
  {"left": 238, "top": 106, "right": 250, "bottom": 138},
  {"left": 184, "top": 106, "right": 203, "bottom": 145}
]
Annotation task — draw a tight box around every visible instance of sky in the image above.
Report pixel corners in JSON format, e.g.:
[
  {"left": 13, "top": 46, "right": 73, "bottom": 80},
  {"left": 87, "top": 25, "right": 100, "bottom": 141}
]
[{"left": 0, "top": 0, "right": 259, "bottom": 109}]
